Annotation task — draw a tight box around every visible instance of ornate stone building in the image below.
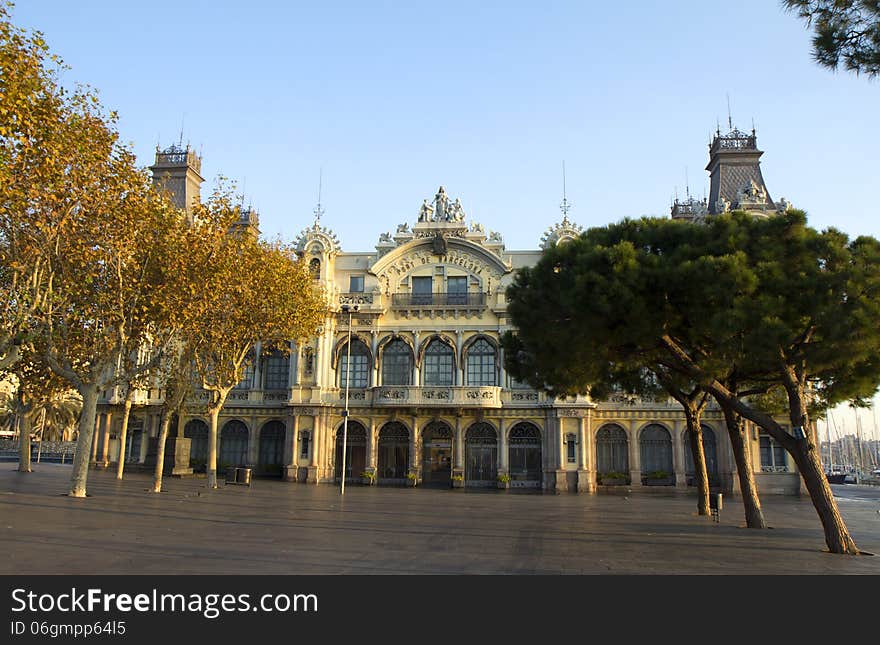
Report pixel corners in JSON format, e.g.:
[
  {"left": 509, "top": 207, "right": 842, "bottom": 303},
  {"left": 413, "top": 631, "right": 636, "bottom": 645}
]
[{"left": 91, "top": 127, "right": 804, "bottom": 495}]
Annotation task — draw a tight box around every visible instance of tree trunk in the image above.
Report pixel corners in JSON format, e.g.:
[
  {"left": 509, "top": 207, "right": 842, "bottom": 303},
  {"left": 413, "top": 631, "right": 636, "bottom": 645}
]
[
  {"left": 785, "top": 383, "right": 859, "bottom": 554},
  {"left": 151, "top": 412, "right": 172, "bottom": 493},
  {"left": 115, "top": 397, "right": 133, "bottom": 480},
  {"left": 719, "top": 400, "right": 766, "bottom": 529},
  {"left": 18, "top": 405, "right": 32, "bottom": 473},
  {"left": 69, "top": 384, "right": 99, "bottom": 498},
  {"left": 207, "top": 404, "right": 221, "bottom": 489},
  {"left": 683, "top": 406, "right": 710, "bottom": 516}
]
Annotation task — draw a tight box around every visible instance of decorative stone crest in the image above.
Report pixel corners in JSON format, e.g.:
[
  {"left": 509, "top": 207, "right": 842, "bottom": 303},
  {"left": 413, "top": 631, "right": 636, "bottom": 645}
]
[{"left": 541, "top": 215, "right": 583, "bottom": 250}]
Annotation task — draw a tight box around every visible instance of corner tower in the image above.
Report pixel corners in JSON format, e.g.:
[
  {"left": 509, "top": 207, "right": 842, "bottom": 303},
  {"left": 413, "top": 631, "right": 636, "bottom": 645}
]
[
  {"left": 149, "top": 143, "right": 204, "bottom": 216},
  {"left": 706, "top": 126, "right": 775, "bottom": 215}
]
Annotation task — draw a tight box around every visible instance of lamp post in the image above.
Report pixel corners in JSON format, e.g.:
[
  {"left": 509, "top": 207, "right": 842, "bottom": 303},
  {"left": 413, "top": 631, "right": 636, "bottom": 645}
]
[{"left": 340, "top": 303, "right": 359, "bottom": 495}]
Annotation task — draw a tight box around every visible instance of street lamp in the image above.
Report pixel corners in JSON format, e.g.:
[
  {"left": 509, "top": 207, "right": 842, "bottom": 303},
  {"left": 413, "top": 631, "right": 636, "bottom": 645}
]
[{"left": 340, "top": 303, "right": 359, "bottom": 495}]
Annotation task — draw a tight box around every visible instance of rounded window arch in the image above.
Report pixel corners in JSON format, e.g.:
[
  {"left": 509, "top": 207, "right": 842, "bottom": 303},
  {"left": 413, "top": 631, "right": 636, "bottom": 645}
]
[
  {"left": 382, "top": 338, "right": 413, "bottom": 385},
  {"left": 508, "top": 422, "right": 542, "bottom": 485},
  {"left": 309, "top": 258, "right": 321, "bottom": 279},
  {"left": 219, "top": 420, "right": 249, "bottom": 468},
  {"left": 595, "top": 424, "right": 629, "bottom": 475},
  {"left": 465, "top": 337, "right": 497, "bottom": 386},
  {"left": 258, "top": 420, "right": 285, "bottom": 474},
  {"left": 465, "top": 422, "right": 497, "bottom": 484},
  {"left": 377, "top": 421, "right": 410, "bottom": 480},
  {"left": 184, "top": 419, "right": 208, "bottom": 468},
  {"left": 422, "top": 339, "right": 455, "bottom": 386},
  {"left": 338, "top": 339, "right": 371, "bottom": 388},
  {"left": 639, "top": 423, "right": 673, "bottom": 475},
  {"left": 262, "top": 349, "right": 289, "bottom": 390}
]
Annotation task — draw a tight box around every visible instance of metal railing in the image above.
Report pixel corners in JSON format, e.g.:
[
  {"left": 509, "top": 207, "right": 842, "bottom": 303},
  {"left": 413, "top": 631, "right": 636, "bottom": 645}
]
[{"left": 391, "top": 292, "right": 485, "bottom": 307}]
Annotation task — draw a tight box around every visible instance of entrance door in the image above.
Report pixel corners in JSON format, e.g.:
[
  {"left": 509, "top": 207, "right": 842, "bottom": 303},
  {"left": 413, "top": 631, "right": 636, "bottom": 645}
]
[
  {"left": 334, "top": 422, "right": 367, "bottom": 482},
  {"left": 421, "top": 422, "right": 452, "bottom": 487},
  {"left": 465, "top": 423, "right": 497, "bottom": 486}
]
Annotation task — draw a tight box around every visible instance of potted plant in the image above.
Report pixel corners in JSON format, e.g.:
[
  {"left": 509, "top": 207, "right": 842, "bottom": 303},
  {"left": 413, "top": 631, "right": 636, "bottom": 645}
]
[
  {"left": 451, "top": 474, "right": 464, "bottom": 488},
  {"left": 496, "top": 473, "right": 511, "bottom": 489},
  {"left": 405, "top": 471, "right": 418, "bottom": 487},
  {"left": 644, "top": 470, "right": 674, "bottom": 486},
  {"left": 361, "top": 470, "right": 376, "bottom": 486},
  {"left": 599, "top": 471, "right": 627, "bottom": 486}
]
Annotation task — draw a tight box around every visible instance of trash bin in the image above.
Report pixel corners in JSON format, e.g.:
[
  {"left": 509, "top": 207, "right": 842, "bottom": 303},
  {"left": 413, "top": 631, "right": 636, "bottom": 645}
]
[
  {"left": 226, "top": 468, "right": 238, "bottom": 484},
  {"left": 237, "top": 467, "right": 252, "bottom": 486}
]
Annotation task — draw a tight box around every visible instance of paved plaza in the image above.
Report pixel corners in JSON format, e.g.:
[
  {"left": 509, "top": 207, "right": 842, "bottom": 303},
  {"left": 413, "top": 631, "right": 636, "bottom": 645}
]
[{"left": 1, "top": 463, "right": 878, "bottom": 575}]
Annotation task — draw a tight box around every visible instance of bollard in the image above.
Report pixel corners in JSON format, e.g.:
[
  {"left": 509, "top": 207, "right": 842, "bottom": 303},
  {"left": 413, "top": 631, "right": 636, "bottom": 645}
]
[{"left": 710, "top": 493, "right": 723, "bottom": 523}]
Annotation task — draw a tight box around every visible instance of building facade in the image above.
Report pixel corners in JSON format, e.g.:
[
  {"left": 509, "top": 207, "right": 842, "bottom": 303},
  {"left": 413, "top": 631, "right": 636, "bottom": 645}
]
[{"left": 92, "top": 128, "right": 805, "bottom": 495}]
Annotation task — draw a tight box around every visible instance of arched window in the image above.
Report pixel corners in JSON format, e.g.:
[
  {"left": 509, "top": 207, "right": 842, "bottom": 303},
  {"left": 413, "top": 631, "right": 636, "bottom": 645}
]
[
  {"left": 640, "top": 423, "right": 673, "bottom": 474},
  {"left": 508, "top": 422, "right": 542, "bottom": 484},
  {"left": 466, "top": 338, "right": 497, "bottom": 386},
  {"left": 382, "top": 339, "right": 412, "bottom": 385},
  {"left": 262, "top": 350, "right": 289, "bottom": 390},
  {"left": 339, "top": 340, "right": 370, "bottom": 388},
  {"left": 309, "top": 258, "right": 321, "bottom": 279},
  {"left": 596, "top": 424, "right": 629, "bottom": 475},
  {"left": 258, "top": 421, "right": 285, "bottom": 473},
  {"left": 234, "top": 356, "right": 254, "bottom": 390},
  {"left": 184, "top": 419, "right": 208, "bottom": 467},
  {"left": 422, "top": 340, "right": 454, "bottom": 386},
  {"left": 219, "top": 420, "right": 249, "bottom": 468}
]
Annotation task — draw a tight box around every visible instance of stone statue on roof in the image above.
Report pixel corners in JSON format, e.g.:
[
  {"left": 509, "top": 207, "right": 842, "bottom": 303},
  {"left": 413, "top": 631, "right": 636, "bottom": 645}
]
[
  {"left": 418, "top": 199, "right": 434, "bottom": 222},
  {"left": 434, "top": 186, "right": 449, "bottom": 221}
]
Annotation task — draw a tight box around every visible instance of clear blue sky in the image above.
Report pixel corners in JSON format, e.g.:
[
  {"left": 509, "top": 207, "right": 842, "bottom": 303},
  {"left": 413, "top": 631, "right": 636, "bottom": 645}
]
[{"left": 12, "top": 1, "right": 880, "bottom": 437}]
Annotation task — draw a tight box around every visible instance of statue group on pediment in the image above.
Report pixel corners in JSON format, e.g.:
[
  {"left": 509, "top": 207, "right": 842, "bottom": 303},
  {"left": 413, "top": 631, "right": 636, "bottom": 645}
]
[{"left": 418, "top": 186, "right": 465, "bottom": 223}]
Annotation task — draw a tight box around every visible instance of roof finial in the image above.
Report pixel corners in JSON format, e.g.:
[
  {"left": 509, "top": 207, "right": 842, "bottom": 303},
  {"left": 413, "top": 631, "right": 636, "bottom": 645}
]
[
  {"left": 560, "top": 160, "right": 572, "bottom": 221},
  {"left": 312, "top": 167, "right": 324, "bottom": 227},
  {"left": 179, "top": 113, "right": 186, "bottom": 148},
  {"left": 685, "top": 167, "right": 690, "bottom": 199},
  {"left": 726, "top": 93, "right": 732, "bottom": 131}
]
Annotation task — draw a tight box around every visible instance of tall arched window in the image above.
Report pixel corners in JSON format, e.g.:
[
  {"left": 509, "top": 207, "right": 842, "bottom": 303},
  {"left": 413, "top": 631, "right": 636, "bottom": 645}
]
[
  {"left": 309, "top": 258, "right": 321, "bottom": 279},
  {"left": 382, "top": 339, "right": 412, "bottom": 385},
  {"left": 466, "top": 338, "right": 497, "bottom": 386},
  {"left": 262, "top": 350, "right": 289, "bottom": 390},
  {"left": 219, "top": 420, "right": 249, "bottom": 468},
  {"left": 234, "top": 356, "right": 254, "bottom": 390},
  {"left": 338, "top": 340, "right": 370, "bottom": 388},
  {"left": 640, "top": 423, "right": 673, "bottom": 474},
  {"left": 422, "top": 340, "right": 454, "bottom": 386},
  {"left": 596, "top": 424, "right": 629, "bottom": 475},
  {"left": 685, "top": 424, "right": 718, "bottom": 480}
]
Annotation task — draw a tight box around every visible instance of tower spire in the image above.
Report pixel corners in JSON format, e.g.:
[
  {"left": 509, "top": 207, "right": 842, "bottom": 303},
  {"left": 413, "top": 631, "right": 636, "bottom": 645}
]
[
  {"left": 726, "top": 93, "right": 732, "bottom": 130},
  {"left": 559, "top": 160, "right": 572, "bottom": 221},
  {"left": 312, "top": 168, "right": 324, "bottom": 226}
]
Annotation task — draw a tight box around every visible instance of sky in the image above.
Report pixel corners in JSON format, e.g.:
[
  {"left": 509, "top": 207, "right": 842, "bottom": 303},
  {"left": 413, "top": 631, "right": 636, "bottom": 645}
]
[{"left": 11, "top": 0, "right": 880, "bottom": 436}]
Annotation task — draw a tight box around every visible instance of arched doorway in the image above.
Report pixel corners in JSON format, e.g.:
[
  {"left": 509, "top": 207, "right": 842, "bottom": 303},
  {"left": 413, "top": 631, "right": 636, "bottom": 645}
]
[
  {"left": 377, "top": 422, "right": 409, "bottom": 483},
  {"left": 596, "top": 424, "right": 629, "bottom": 483},
  {"left": 258, "top": 420, "right": 285, "bottom": 477},
  {"left": 685, "top": 424, "right": 718, "bottom": 486},
  {"left": 335, "top": 421, "right": 367, "bottom": 482},
  {"left": 465, "top": 423, "right": 497, "bottom": 486},
  {"left": 219, "top": 420, "right": 248, "bottom": 469},
  {"left": 184, "top": 419, "right": 208, "bottom": 472},
  {"left": 508, "top": 422, "right": 542, "bottom": 488},
  {"left": 421, "top": 421, "right": 452, "bottom": 487},
  {"left": 640, "top": 423, "right": 673, "bottom": 485}
]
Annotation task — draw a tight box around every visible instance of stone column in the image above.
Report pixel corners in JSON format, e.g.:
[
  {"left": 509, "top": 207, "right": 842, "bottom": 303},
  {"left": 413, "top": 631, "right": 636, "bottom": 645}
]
[
  {"left": 307, "top": 414, "right": 319, "bottom": 484},
  {"left": 289, "top": 341, "right": 299, "bottom": 387},
  {"left": 247, "top": 419, "right": 259, "bottom": 467},
  {"left": 673, "top": 420, "right": 687, "bottom": 488},
  {"left": 454, "top": 416, "right": 464, "bottom": 471},
  {"left": 371, "top": 332, "right": 379, "bottom": 387},
  {"left": 455, "top": 331, "right": 463, "bottom": 386},
  {"left": 497, "top": 345, "right": 505, "bottom": 388},
  {"left": 90, "top": 414, "right": 102, "bottom": 464},
  {"left": 497, "top": 418, "right": 508, "bottom": 473},
  {"left": 101, "top": 411, "right": 113, "bottom": 467},
  {"left": 410, "top": 416, "right": 420, "bottom": 479},
  {"left": 283, "top": 414, "right": 299, "bottom": 481},
  {"left": 577, "top": 416, "right": 595, "bottom": 493},
  {"left": 411, "top": 330, "right": 420, "bottom": 386},
  {"left": 628, "top": 420, "right": 642, "bottom": 487},
  {"left": 554, "top": 415, "right": 567, "bottom": 492},
  {"left": 252, "top": 341, "right": 263, "bottom": 391},
  {"left": 366, "top": 418, "right": 377, "bottom": 471}
]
